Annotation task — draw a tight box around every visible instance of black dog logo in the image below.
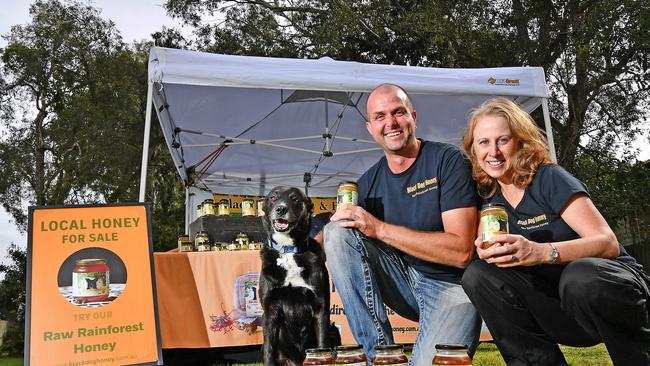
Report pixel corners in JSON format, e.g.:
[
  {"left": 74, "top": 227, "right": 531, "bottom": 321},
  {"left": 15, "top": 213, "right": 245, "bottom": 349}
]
[{"left": 85, "top": 277, "right": 98, "bottom": 290}]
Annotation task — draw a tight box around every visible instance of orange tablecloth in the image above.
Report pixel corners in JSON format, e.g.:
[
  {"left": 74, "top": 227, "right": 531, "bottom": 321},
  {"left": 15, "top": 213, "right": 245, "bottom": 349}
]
[{"left": 153, "top": 250, "right": 421, "bottom": 348}]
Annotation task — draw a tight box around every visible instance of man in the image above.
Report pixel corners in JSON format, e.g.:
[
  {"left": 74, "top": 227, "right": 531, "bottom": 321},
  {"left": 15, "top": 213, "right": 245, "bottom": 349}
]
[{"left": 324, "top": 84, "right": 481, "bottom": 365}]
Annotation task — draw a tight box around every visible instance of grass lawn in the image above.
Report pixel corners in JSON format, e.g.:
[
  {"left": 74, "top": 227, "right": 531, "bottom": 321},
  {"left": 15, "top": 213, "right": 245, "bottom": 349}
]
[
  {"left": 0, "top": 343, "right": 611, "bottom": 365},
  {"left": 0, "top": 357, "right": 22, "bottom": 366},
  {"left": 473, "top": 342, "right": 612, "bottom": 366}
]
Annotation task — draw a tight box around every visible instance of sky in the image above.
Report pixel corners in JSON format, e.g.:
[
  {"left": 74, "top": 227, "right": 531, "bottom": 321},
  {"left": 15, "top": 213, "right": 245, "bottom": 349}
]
[{"left": 0, "top": 0, "right": 189, "bottom": 264}]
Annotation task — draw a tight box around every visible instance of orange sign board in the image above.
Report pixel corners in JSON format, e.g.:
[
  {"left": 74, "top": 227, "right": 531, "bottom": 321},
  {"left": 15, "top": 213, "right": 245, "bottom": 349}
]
[{"left": 26, "top": 204, "right": 162, "bottom": 366}]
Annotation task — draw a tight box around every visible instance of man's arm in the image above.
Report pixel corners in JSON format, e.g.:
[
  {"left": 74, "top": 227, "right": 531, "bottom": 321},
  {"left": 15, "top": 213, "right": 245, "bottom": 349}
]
[{"left": 331, "top": 204, "right": 477, "bottom": 268}]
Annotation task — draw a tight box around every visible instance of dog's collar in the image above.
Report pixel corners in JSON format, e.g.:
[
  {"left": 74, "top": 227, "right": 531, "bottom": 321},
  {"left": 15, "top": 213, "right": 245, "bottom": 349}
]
[{"left": 268, "top": 239, "right": 309, "bottom": 254}]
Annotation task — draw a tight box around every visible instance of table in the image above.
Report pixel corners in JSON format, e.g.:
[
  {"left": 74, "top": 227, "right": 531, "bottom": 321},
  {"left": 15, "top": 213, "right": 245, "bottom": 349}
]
[{"left": 153, "top": 250, "right": 421, "bottom": 348}]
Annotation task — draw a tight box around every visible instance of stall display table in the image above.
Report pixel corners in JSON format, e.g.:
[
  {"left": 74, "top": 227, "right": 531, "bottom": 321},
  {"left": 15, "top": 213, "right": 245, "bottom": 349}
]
[{"left": 154, "top": 249, "right": 421, "bottom": 348}]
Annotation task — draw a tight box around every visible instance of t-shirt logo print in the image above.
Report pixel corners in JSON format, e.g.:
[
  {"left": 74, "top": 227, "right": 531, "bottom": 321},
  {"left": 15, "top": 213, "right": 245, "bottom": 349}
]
[{"left": 406, "top": 176, "right": 438, "bottom": 197}]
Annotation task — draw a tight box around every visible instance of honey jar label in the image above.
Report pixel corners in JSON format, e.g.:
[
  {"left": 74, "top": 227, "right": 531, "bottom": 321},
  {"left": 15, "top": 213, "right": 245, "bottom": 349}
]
[
  {"left": 72, "top": 271, "right": 109, "bottom": 298},
  {"left": 480, "top": 213, "right": 509, "bottom": 243},
  {"left": 197, "top": 244, "right": 211, "bottom": 252}
]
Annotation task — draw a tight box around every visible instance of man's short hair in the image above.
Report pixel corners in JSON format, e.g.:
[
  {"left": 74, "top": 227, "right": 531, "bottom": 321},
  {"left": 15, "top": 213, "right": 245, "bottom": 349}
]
[{"left": 366, "top": 83, "right": 414, "bottom": 113}]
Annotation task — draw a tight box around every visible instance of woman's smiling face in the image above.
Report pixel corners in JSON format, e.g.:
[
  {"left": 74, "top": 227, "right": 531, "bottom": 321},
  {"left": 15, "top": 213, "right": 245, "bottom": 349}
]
[{"left": 472, "top": 114, "right": 518, "bottom": 183}]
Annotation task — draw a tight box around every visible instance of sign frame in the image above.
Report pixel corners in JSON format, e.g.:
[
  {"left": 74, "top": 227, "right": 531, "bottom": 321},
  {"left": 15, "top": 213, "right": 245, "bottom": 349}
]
[{"left": 25, "top": 202, "right": 163, "bottom": 366}]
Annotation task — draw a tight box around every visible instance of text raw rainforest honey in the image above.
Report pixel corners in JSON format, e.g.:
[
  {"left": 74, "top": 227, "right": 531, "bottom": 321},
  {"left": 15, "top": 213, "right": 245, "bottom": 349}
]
[{"left": 73, "top": 259, "right": 110, "bottom": 303}]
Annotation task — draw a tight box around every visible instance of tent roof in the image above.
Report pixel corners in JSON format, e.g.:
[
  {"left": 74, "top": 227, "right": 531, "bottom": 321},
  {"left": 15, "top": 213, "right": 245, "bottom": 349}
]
[{"left": 147, "top": 47, "right": 549, "bottom": 197}]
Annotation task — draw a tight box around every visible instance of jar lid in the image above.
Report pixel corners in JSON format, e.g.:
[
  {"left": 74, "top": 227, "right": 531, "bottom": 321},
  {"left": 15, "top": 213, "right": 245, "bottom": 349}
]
[
  {"left": 306, "top": 347, "right": 332, "bottom": 353},
  {"left": 336, "top": 345, "right": 363, "bottom": 351},
  {"left": 75, "top": 258, "right": 106, "bottom": 265},
  {"left": 481, "top": 202, "right": 505, "bottom": 210},
  {"left": 435, "top": 343, "right": 468, "bottom": 350},
  {"left": 375, "top": 344, "right": 403, "bottom": 351}
]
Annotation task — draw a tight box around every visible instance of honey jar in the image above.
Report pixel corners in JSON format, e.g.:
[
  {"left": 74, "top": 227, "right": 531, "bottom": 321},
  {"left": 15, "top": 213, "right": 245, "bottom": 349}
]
[
  {"left": 72, "top": 259, "right": 110, "bottom": 303},
  {"left": 217, "top": 199, "right": 231, "bottom": 217},
  {"left": 235, "top": 232, "right": 250, "bottom": 250},
  {"left": 432, "top": 344, "right": 472, "bottom": 365},
  {"left": 480, "top": 203, "right": 508, "bottom": 249},
  {"left": 304, "top": 347, "right": 334, "bottom": 365},
  {"left": 242, "top": 197, "right": 256, "bottom": 218},
  {"left": 374, "top": 344, "right": 407, "bottom": 365},
  {"left": 177, "top": 234, "right": 190, "bottom": 251},
  {"left": 201, "top": 199, "right": 215, "bottom": 216},
  {"left": 334, "top": 345, "right": 367, "bottom": 365},
  {"left": 337, "top": 182, "right": 358, "bottom": 206},
  {"left": 226, "top": 241, "right": 241, "bottom": 251},
  {"left": 195, "top": 231, "right": 211, "bottom": 252}
]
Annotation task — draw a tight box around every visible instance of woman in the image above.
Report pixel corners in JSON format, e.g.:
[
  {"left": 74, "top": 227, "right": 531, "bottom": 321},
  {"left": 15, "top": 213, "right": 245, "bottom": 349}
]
[{"left": 461, "top": 98, "right": 650, "bottom": 365}]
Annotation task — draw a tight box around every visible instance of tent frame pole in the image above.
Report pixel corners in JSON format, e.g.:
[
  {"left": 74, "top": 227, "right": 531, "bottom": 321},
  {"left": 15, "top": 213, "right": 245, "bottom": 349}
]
[
  {"left": 139, "top": 81, "right": 154, "bottom": 202},
  {"left": 541, "top": 98, "right": 557, "bottom": 163}
]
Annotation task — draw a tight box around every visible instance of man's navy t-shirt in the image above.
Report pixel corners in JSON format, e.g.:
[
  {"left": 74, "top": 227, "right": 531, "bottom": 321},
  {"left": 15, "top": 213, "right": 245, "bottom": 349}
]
[
  {"left": 486, "top": 164, "right": 640, "bottom": 269},
  {"left": 357, "top": 139, "right": 477, "bottom": 283}
]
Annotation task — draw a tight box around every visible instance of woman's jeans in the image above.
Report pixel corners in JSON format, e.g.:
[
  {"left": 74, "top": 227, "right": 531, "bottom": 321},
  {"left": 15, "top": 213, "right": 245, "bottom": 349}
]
[{"left": 324, "top": 223, "right": 481, "bottom": 366}]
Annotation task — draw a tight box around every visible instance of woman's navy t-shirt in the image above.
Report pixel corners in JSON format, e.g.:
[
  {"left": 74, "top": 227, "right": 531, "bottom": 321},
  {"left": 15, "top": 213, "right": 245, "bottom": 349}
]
[
  {"left": 357, "top": 140, "right": 478, "bottom": 283},
  {"left": 485, "top": 164, "right": 639, "bottom": 268}
]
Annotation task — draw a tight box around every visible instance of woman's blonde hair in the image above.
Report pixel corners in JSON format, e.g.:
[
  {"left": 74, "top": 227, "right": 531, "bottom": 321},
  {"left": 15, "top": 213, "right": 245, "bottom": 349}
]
[{"left": 463, "top": 98, "right": 553, "bottom": 198}]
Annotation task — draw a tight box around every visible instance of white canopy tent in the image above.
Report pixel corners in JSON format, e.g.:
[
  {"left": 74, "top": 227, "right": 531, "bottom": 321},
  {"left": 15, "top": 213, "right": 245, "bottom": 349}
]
[{"left": 139, "top": 47, "right": 553, "bottom": 227}]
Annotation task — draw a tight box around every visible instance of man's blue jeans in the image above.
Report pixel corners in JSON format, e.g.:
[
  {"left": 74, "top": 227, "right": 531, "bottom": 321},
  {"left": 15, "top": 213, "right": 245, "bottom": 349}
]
[{"left": 324, "top": 223, "right": 481, "bottom": 366}]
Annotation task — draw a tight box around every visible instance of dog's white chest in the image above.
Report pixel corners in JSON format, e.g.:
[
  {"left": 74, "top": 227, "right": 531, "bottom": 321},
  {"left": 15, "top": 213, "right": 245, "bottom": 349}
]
[{"left": 276, "top": 254, "right": 314, "bottom": 292}]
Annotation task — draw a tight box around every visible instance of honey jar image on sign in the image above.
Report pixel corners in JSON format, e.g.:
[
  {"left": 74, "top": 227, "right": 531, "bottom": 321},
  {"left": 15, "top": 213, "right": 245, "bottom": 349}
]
[{"left": 72, "top": 258, "right": 110, "bottom": 303}]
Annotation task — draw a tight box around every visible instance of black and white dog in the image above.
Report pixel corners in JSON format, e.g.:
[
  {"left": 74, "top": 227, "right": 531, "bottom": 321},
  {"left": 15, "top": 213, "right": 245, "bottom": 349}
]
[{"left": 259, "top": 186, "right": 340, "bottom": 365}]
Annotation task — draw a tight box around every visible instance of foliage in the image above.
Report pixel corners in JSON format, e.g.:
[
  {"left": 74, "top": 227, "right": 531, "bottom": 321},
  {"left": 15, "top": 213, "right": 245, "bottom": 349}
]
[
  {"left": 0, "top": 0, "right": 145, "bottom": 229},
  {"left": 0, "top": 245, "right": 26, "bottom": 356},
  {"left": 164, "top": 0, "right": 650, "bottom": 237},
  {"left": 0, "top": 0, "right": 186, "bottom": 352}
]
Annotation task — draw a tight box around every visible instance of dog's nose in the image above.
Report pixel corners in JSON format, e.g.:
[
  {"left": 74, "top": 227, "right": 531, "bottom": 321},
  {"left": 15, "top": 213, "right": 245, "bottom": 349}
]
[{"left": 274, "top": 204, "right": 288, "bottom": 216}]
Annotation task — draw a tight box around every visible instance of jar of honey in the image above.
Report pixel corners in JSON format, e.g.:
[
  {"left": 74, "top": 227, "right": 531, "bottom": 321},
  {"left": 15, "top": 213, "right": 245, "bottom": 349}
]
[
  {"left": 236, "top": 232, "right": 250, "bottom": 250},
  {"left": 201, "top": 199, "right": 216, "bottom": 216},
  {"left": 337, "top": 182, "right": 358, "bottom": 206},
  {"left": 303, "top": 347, "right": 334, "bottom": 365},
  {"left": 217, "top": 199, "right": 231, "bottom": 217},
  {"left": 72, "top": 259, "right": 110, "bottom": 303},
  {"left": 195, "top": 231, "right": 211, "bottom": 252},
  {"left": 334, "top": 345, "right": 367, "bottom": 365},
  {"left": 374, "top": 344, "right": 407, "bottom": 365},
  {"left": 480, "top": 203, "right": 508, "bottom": 249},
  {"left": 242, "top": 198, "right": 256, "bottom": 218},
  {"left": 177, "top": 234, "right": 190, "bottom": 251},
  {"left": 226, "top": 241, "right": 241, "bottom": 251},
  {"left": 432, "top": 344, "right": 472, "bottom": 365}
]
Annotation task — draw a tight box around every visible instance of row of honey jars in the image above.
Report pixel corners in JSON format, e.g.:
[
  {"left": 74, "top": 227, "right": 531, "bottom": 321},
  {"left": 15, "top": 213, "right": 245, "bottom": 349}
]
[
  {"left": 178, "top": 232, "right": 262, "bottom": 252},
  {"left": 303, "top": 344, "right": 470, "bottom": 365},
  {"left": 196, "top": 197, "right": 267, "bottom": 219},
  {"left": 303, "top": 345, "right": 369, "bottom": 365}
]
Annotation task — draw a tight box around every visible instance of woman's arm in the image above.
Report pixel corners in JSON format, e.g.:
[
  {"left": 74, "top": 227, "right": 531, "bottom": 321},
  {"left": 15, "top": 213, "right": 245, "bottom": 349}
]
[
  {"left": 476, "top": 193, "right": 619, "bottom": 267},
  {"left": 552, "top": 193, "right": 620, "bottom": 263}
]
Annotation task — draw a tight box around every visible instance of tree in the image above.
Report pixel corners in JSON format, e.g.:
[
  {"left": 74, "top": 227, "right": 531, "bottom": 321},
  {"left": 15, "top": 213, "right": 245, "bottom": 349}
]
[
  {"left": 164, "top": 0, "right": 650, "bottom": 229},
  {"left": 0, "top": 0, "right": 145, "bottom": 229},
  {"left": 0, "top": 244, "right": 26, "bottom": 356}
]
